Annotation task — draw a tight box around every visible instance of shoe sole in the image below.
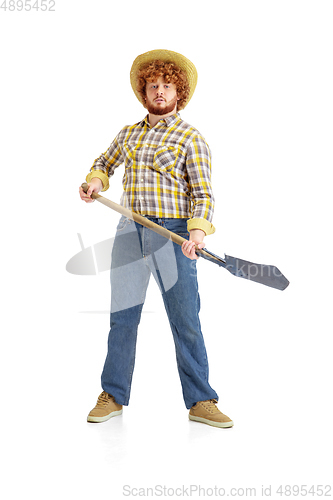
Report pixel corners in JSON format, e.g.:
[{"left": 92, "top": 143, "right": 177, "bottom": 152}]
[
  {"left": 87, "top": 409, "right": 123, "bottom": 423},
  {"left": 189, "top": 414, "right": 234, "bottom": 428}
]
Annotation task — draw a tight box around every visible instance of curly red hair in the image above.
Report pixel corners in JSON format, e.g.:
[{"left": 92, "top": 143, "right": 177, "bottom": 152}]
[{"left": 136, "top": 60, "right": 190, "bottom": 111}]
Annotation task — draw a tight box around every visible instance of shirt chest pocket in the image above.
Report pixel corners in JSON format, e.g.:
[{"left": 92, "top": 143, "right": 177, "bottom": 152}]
[
  {"left": 123, "top": 142, "right": 136, "bottom": 168},
  {"left": 153, "top": 146, "right": 177, "bottom": 172}
]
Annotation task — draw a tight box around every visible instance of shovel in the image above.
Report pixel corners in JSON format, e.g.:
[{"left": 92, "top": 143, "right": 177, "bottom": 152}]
[{"left": 81, "top": 183, "right": 289, "bottom": 291}]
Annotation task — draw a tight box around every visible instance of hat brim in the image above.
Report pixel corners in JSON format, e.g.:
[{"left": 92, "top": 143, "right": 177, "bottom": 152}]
[{"left": 130, "top": 49, "right": 198, "bottom": 110}]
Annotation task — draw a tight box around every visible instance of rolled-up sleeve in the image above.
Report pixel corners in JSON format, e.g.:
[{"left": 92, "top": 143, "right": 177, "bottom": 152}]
[
  {"left": 86, "top": 133, "right": 124, "bottom": 192},
  {"left": 186, "top": 135, "right": 215, "bottom": 235}
]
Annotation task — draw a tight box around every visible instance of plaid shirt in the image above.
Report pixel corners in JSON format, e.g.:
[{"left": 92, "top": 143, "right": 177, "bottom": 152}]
[{"left": 86, "top": 113, "right": 215, "bottom": 235}]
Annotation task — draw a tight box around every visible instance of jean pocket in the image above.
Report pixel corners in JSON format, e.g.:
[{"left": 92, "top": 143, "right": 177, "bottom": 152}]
[
  {"left": 164, "top": 219, "right": 189, "bottom": 236},
  {"left": 176, "top": 232, "right": 190, "bottom": 241},
  {"left": 116, "top": 216, "right": 131, "bottom": 232}
]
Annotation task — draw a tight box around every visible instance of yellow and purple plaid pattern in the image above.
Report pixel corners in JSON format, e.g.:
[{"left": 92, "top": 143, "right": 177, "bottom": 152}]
[{"left": 86, "top": 113, "right": 215, "bottom": 235}]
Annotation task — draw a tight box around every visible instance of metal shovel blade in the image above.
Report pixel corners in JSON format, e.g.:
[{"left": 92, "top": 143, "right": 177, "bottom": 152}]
[
  {"left": 224, "top": 254, "right": 289, "bottom": 290},
  {"left": 197, "top": 249, "right": 289, "bottom": 290}
]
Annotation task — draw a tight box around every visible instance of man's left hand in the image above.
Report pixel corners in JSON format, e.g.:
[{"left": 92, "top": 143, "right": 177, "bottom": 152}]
[{"left": 182, "top": 229, "right": 205, "bottom": 260}]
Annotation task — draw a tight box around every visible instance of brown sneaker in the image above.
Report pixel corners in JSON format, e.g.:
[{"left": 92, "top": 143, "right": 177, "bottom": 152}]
[
  {"left": 189, "top": 399, "right": 234, "bottom": 428},
  {"left": 87, "top": 391, "right": 123, "bottom": 423}
]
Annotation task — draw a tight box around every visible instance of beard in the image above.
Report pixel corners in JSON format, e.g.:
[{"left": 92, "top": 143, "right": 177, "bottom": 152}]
[{"left": 145, "top": 95, "right": 178, "bottom": 116}]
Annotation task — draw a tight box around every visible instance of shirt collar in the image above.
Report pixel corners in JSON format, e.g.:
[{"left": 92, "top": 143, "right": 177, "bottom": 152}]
[{"left": 140, "top": 112, "right": 181, "bottom": 128}]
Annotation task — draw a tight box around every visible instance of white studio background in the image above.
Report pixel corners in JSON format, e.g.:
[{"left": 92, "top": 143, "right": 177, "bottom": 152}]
[{"left": 1, "top": 1, "right": 332, "bottom": 499}]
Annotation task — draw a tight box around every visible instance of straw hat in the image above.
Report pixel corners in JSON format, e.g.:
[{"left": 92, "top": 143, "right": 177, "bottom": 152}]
[{"left": 130, "top": 49, "right": 198, "bottom": 110}]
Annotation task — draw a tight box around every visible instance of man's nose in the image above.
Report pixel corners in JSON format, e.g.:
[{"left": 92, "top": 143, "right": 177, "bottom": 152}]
[{"left": 156, "top": 85, "right": 164, "bottom": 94}]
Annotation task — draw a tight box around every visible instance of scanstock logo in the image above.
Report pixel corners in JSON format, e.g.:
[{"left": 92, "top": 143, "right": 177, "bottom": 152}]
[
  {"left": 66, "top": 233, "right": 114, "bottom": 276},
  {"left": 66, "top": 227, "right": 179, "bottom": 310}
]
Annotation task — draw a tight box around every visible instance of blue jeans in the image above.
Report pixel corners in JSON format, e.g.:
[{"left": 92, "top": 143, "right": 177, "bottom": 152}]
[{"left": 101, "top": 216, "right": 218, "bottom": 409}]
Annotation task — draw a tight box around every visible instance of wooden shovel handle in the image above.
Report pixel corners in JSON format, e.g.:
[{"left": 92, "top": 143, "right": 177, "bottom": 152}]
[
  {"left": 81, "top": 182, "right": 187, "bottom": 247},
  {"left": 80, "top": 183, "right": 224, "bottom": 263}
]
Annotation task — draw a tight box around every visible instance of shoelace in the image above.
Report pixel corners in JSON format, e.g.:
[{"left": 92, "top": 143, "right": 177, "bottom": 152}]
[
  {"left": 202, "top": 399, "right": 219, "bottom": 412},
  {"left": 96, "top": 391, "right": 112, "bottom": 407}
]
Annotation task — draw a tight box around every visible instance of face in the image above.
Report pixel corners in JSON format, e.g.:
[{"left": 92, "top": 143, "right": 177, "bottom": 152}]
[{"left": 145, "top": 76, "right": 179, "bottom": 115}]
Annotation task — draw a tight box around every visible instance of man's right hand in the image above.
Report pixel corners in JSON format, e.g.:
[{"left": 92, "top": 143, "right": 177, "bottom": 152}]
[{"left": 79, "top": 178, "right": 103, "bottom": 203}]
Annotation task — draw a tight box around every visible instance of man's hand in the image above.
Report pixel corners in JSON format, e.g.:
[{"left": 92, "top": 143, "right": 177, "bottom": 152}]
[
  {"left": 182, "top": 229, "right": 205, "bottom": 260},
  {"left": 79, "top": 178, "right": 103, "bottom": 203}
]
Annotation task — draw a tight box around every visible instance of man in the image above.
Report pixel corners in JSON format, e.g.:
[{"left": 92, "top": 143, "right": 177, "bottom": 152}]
[{"left": 79, "top": 49, "right": 233, "bottom": 428}]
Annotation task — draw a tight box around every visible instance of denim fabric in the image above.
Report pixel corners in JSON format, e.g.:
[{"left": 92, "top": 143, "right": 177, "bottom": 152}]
[{"left": 101, "top": 216, "right": 218, "bottom": 409}]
